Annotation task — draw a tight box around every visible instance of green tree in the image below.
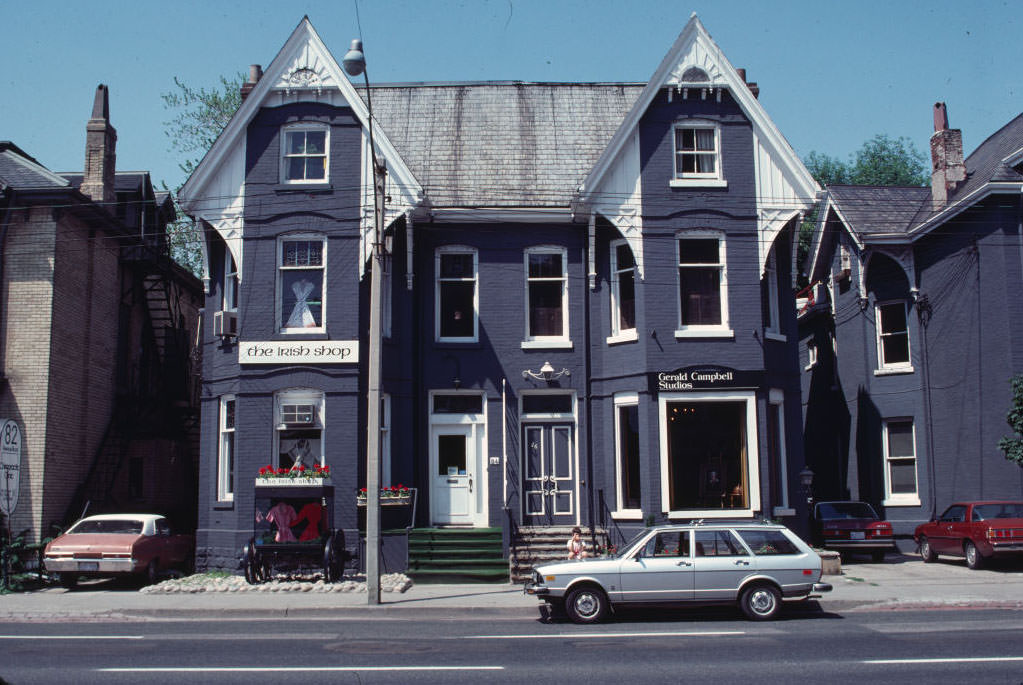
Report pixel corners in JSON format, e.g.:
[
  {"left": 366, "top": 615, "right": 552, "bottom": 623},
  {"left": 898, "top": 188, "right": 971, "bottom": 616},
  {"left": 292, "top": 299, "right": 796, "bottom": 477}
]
[
  {"left": 798, "top": 134, "right": 930, "bottom": 280},
  {"left": 160, "top": 73, "right": 244, "bottom": 274},
  {"left": 997, "top": 374, "right": 1023, "bottom": 468}
]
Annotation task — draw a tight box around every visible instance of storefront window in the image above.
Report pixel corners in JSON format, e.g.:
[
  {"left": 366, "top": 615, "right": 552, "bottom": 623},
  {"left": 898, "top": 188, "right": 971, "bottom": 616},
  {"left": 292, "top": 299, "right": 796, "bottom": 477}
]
[{"left": 664, "top": 399, "right": 750, "bottom": 512}]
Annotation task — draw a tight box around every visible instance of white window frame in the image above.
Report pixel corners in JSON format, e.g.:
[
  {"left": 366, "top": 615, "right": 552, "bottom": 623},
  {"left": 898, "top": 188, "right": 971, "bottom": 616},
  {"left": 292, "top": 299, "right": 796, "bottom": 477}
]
[
  {"left": 280, "top": 123, "right": 329, "bottom": 184},
  {"left": 875, "top": 300, "right": 913, "bottom": 374},
  {"left": 768, "top": 389, "right": 793, "bottom": 517},
  {"left": 435, "top": 246, "right": 479, "bottom": 343},
  {"left": 675, "top": 231, "right": 732, "bottom": 338},
  {"left": 275, "top": 389, "right": 325, "bottom": 470},
  {"left": 763, "top": 250, "right": 784, "bottom": 341},
  {"left": 522, "top": 246, "right": 571, "bottom": 348},
  {"left": 805, "top": 341, "right": 818, "bottom": 371},
  {"left": 223, "top": 249, "right": 238, "bottom": 312},
  {"left": 217, "top": 396, "right": 236, "bottom": 503},
  {"left": 613, "top": 392, "right": 642, "bottom": 519},
  {"left": 608, "top": 239, "right": 638, "bottom": 344},
  {"left": 277, "top": 235, "right": 327, "bottom": 334},
  {"left": 658, "top": 391, "right": 761, "bottom": 519},
  {"left": 670, "top": 119, "right": 726, "bottom": 188},
  {"left": 882, "top": 418, "right": 920, "bottom": 506}
]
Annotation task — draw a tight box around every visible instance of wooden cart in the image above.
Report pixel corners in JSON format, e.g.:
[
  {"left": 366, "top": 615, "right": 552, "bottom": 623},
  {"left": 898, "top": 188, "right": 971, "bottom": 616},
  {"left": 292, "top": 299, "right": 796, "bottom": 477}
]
[{"left": 242, "top": 482, "right": 352, "bottom": 584}]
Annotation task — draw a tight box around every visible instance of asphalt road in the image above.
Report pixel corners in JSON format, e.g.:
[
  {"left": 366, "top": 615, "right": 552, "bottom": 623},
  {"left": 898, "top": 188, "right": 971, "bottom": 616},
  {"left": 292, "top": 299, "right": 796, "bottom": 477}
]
[{"left": 2, "top": 607, "right": 1022, "bottom": 684}]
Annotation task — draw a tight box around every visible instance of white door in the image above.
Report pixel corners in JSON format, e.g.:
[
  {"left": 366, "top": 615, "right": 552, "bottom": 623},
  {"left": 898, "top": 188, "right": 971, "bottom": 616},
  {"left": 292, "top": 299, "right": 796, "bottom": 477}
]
[{"left": 431, "top": 425, "right": 476, "bottom": 525}]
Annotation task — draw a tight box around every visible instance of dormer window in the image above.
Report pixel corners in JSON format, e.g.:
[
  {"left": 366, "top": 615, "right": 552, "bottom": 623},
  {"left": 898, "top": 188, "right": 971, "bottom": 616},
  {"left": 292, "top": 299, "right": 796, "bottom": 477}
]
[{"left": 281, "top": 125, "right": 328, "bottom": 183}]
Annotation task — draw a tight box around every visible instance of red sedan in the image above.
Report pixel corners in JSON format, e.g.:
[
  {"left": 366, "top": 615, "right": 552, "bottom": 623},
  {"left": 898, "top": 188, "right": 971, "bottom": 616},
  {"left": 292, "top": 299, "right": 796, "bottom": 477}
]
[
  {"left": 44, "top": 514, "right": 194, "bottom": 588},
  {"left": 914, "top": 501, "right": 1023, "bottom": 569}
]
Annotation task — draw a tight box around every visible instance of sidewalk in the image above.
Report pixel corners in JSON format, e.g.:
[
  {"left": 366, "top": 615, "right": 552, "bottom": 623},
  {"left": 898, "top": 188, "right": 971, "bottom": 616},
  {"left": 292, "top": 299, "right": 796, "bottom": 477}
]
[{"left": 1, "top": 554, "right": 1021, "bottom": 621}]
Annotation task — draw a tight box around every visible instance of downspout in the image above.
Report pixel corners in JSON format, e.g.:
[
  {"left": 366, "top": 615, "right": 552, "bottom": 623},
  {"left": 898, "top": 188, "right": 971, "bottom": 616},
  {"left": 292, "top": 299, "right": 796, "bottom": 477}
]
[
  {"left": 0, "top": 190, "right": 16, "bottom": 386},
  {"left": 502, "top": 377, "right": 507, "bottom": 507},
  {"left": 918, "top": 293, "right": 937, "bottom": 521},
  {"left": 584, "top": 221, "right": 596, "bottom": 543}
]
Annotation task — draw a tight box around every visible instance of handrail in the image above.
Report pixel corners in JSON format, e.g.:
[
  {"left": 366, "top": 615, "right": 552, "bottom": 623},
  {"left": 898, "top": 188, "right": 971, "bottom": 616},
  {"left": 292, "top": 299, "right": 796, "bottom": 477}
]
[{"left": 596, "top": 489, "right": 628, "bottom": 554}]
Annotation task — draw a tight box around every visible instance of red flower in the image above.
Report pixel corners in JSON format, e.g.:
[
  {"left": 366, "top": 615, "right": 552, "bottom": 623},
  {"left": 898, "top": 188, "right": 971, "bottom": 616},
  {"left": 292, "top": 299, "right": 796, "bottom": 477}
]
[
  {"left": 259, "top": 467, "right": 268, "bottom": 475},
  {"left": 298, "top": 465, "right": 306, "bottom": 472},
  {"left": 277, "top": 468, "right": 288, "bottom": 475}
]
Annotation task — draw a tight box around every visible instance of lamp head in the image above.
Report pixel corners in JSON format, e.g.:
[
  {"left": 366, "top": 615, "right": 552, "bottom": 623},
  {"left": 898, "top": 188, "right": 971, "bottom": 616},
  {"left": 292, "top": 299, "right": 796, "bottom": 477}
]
[
  {"left": 540, "top": 361, "right": 555, "bottom": 381},
  {"left": 342, "top": 39, "right": 366, "bottom": 77},
  {"left": 798, "top": 466, "right": 814, "bottom": 488}
]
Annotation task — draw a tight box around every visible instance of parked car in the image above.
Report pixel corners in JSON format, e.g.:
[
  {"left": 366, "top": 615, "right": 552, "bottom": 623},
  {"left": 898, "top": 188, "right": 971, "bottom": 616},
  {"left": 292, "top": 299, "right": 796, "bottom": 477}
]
[
  {"left": 44, "top": 514, "right": 194, "bottom": 588},
  {"left": 810, "top": 501, "right": 895, "bottom": 561},
  {"left": 914, "top": 501, "right": 1023, "bottom": 569},
  {"left": 524, "top": 520, "right": 832, "bottom": 623}
]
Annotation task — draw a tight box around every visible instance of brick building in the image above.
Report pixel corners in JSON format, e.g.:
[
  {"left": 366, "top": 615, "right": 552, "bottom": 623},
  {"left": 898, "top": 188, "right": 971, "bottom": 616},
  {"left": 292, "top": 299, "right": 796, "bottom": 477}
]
[
  {"left": 0, "top": 85, "right": 202, "bottom": 542},
  {"left": 180, "top": 16, "right": 818, "bottom": 577}
]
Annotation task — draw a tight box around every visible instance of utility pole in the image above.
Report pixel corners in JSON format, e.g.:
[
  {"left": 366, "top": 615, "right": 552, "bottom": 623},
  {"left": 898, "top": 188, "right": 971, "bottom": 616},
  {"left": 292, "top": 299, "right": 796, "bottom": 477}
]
[{"left": 343, "top": 39, "right": 386, "bottom": 605}]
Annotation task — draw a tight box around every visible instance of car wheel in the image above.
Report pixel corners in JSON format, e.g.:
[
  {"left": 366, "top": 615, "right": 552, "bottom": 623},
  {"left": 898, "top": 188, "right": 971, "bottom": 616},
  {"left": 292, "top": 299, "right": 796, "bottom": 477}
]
[
  {"left": 919, "top": 536, "right": 937, "bottom": 563},
  {"left": 964, "top": 540, "right": 984, "bottom": 570},
  {"left": 740, "top": 584, "right": 781, "bottom": 621},
  {"left": 59, "top": 572, "right": 78, "bottom": 589},
  {"left": 564, "top": 585, "right": 609, "bottom": 624},
  {"left": 871, "top": 551, "right": 885, "bottom": 563},
  {"left": 146, "top": 560, "right": 160, "bottom": 585}
]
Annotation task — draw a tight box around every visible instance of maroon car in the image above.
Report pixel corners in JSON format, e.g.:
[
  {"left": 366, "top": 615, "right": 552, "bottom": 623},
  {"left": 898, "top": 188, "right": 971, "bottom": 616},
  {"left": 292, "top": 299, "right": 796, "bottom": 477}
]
[
  {"left": 44, "top": 514, "right": 194, "bottom": 588},
  {"left": 914, "top": 501, "right": 1023, "bottom": 569},
  {"left": 811, "top": 501, "right": 895, "bottom": 561}
]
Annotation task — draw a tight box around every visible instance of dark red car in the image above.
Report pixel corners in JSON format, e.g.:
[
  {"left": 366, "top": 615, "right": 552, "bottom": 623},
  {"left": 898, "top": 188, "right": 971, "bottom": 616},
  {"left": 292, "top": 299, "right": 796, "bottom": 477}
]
[
  {"left": 914, "top": 501, "right": 1023, "bottom": 569},
  {"left": 810, "top": 501, "right": 895, "bottom": 561}
]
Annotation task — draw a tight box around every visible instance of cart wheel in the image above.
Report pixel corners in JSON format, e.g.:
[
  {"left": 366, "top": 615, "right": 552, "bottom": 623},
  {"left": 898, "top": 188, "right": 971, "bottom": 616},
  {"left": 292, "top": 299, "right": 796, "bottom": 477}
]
[
  {"left": 323, "top": 530, "right": 345, "bottom": 583},
  {"left": 243, "top": 541, "right": 263, "bottom": 585}
]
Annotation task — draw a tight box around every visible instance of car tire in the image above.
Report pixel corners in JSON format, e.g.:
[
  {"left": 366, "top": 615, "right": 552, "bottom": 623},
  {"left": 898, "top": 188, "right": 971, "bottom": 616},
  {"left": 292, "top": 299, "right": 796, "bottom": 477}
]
[
  {"left": 564, "top": 585, "right": 609, "bottom": 624},
  {"left": 740, "top": 584, "right": 781, "bottom": 621},
  {"left": 146, "top": 560, "right": 160, "bottom": 585},
  {"left": 964, "top": 540, "right": 984, "bottom": 570},
  {"left": 871, "top": 551, "right": 885, "bottom": 563},
  {"left": 59, "top": 572, "right": 78, "bottom": 589},
  {"left": 919, "top": 536, "right": 937, "bottom": 563}
]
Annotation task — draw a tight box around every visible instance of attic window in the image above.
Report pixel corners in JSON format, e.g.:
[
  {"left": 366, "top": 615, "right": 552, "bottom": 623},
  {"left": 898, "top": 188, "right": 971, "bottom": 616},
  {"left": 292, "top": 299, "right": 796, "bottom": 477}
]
[
  {"left": 681, "top": 67, "right": 709, "bottom": 83},
  {"left": 281, "top": 124, "right": 328, "bottom": 183}
]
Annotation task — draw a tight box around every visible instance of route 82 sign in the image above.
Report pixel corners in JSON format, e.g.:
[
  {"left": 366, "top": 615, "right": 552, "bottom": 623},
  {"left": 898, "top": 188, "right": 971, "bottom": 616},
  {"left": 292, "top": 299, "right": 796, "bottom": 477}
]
[{"left": 0, "top": 419, "right": 22, "bottom": 516}]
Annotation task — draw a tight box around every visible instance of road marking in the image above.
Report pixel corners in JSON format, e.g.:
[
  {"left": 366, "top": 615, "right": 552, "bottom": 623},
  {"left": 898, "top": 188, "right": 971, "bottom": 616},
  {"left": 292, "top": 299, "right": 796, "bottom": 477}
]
[
  {"left": 0, "top": 635, "right": 144, "bottom": 640},
  {"left": 99, "top": 666, "right": 504, "bottom": 673},
  {"left": 468, "top": 631, "right": 744, "bottom": 639},
  {"left": 864, "top": 657, "right": 1023, "bottom": 665}
]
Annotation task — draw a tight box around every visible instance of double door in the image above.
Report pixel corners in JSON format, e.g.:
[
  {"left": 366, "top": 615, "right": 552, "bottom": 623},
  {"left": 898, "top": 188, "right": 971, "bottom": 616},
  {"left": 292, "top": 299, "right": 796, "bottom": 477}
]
[{"left": 522, "top": 423, "right": 576, "bottom": 526}]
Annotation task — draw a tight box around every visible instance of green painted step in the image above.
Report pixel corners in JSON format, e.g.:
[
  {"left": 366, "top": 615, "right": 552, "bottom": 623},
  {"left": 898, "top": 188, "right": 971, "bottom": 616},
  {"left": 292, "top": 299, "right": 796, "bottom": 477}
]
[{"left": 407, "top": 527, "right": 508, "bottom": 583}]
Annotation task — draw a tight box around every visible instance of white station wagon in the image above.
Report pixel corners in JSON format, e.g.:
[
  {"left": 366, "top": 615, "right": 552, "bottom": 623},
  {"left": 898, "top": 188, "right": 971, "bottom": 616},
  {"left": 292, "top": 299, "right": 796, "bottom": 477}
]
[{"left": 525, "top": 520, "right": 832, "bottom": 623}]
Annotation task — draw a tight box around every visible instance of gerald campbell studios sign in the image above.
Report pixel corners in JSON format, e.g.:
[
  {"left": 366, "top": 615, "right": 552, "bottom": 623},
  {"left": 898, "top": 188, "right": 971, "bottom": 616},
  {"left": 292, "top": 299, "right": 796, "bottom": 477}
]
[
  {"left": 239, "top": 341, "right": 358, "bottom": 365},
  {"left": 650, "top": 366, "right": 763, "bottom": 392}
]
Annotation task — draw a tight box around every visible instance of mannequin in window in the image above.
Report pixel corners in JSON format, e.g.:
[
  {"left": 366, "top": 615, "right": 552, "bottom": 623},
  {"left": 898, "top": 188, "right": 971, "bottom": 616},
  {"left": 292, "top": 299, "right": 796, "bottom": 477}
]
[
  {"left": 287, "top": 278, "right": 318, "bottom": 328},
  {"left": 287, "top": 438, "right": 312, "bottom": 470}
]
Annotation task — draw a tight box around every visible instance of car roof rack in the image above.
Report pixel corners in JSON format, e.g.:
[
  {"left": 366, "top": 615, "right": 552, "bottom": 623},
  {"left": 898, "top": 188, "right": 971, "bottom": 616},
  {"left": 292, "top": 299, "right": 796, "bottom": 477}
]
[{"left": 689, "top": 517, "right": 775, "bottom": 527}]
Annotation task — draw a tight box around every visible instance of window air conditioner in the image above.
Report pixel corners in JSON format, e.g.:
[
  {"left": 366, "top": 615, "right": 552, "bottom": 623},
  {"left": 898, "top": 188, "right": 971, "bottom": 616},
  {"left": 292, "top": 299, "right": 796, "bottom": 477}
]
[
  {"left": 281, "top": 404, "right": 316, "bottom": 425},
  {"left": 213, "top": 310, "right": 238, "bottom": 338}
]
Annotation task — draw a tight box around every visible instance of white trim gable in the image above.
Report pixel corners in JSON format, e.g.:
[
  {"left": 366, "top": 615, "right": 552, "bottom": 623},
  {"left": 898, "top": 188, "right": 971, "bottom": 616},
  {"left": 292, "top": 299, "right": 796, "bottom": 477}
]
[
  {"left": 577, "top": 14, "right": 818, "bottom": 277},
  {"left": 590, "top": 131, "right": 645, "bottom": 279},
  {"left": 178, "top": 17, "right": 423, "bottom": 279}
]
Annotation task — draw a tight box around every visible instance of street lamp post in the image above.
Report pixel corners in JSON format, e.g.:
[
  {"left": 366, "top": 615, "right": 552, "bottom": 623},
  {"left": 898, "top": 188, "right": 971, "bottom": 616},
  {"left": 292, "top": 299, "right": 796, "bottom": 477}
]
[{"left": 343, "top": 39, "right": 387, "bottom": 606}]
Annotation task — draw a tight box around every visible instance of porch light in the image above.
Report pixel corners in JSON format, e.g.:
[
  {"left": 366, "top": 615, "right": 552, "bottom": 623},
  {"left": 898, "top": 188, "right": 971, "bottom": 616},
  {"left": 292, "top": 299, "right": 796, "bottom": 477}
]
[{"left": 523, "top": 361, "right": 570, "bottom": 383}]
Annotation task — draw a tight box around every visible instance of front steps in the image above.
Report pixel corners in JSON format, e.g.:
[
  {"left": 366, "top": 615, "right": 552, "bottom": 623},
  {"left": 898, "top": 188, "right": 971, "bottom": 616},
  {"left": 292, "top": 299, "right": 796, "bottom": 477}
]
[
  {"left": 509, "top": 526, "right": 607, "bottom": 583},
  {"left": 407, "top": 528, "right": 508, "bottom": 584}
]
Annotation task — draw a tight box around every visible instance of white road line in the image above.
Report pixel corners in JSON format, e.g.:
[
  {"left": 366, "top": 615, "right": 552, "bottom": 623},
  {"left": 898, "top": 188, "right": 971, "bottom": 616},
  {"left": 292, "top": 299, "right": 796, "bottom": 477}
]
[
  {"left": 0, "top": 635, "right": 144, "bottom": 640},
  {"left": 469, "top": 631, "right": 744, "bottom": 639},
  {"left": 98, "top": 666, "right": 504, "bottom": 673},
  {"left": 864, "top": 657, "right": 1023, "bottom": 665}
]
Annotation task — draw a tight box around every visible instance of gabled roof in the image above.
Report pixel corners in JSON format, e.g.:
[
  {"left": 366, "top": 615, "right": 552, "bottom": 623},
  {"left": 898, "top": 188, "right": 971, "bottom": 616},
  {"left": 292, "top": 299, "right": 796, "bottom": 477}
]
[
  {"left": 0, "top": 143, "right": 71, "bottom": 190},
  {"left": 827, "top": 185, "right": 932, "bottom": 237},
  {"left": 578, "top": 13, "right": 818, "bottom": 206},
  {"left": 364, "top": 82, "right": 642, "bottom": 208},
  {"left": 178, "top": 16, "right": 422, "bottom": 216}
]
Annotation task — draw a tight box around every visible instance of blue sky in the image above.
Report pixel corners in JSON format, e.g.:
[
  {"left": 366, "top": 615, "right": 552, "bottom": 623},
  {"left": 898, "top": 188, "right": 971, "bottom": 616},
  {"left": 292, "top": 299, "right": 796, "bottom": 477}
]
[{"left": 2, "top": 0, "right": 1018, "bottom": 192}]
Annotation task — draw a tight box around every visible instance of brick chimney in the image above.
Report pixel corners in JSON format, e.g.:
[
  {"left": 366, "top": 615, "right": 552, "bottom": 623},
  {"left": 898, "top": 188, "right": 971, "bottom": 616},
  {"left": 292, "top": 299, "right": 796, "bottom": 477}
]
[
  {"left": 240, "top": 64, "right": 263, "bottom": 100},
  {"left": 81, "top": 84, "right": 117, "bottom": 208},
  {"left": 930, "top": 102, "right": 966, "bottom": 207},
  {"left": 735, "top": 68, "right": 759, "bottom": 99}
]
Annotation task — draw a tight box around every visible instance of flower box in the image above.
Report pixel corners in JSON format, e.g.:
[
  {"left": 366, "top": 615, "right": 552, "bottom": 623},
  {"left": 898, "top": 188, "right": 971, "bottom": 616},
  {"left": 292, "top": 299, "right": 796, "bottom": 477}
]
[
  {"left": 356, "top": 495, "right": 412, "bottom": 506},
  {"left": 256, "top": 477, "right": 329, "bottom": 487}
]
